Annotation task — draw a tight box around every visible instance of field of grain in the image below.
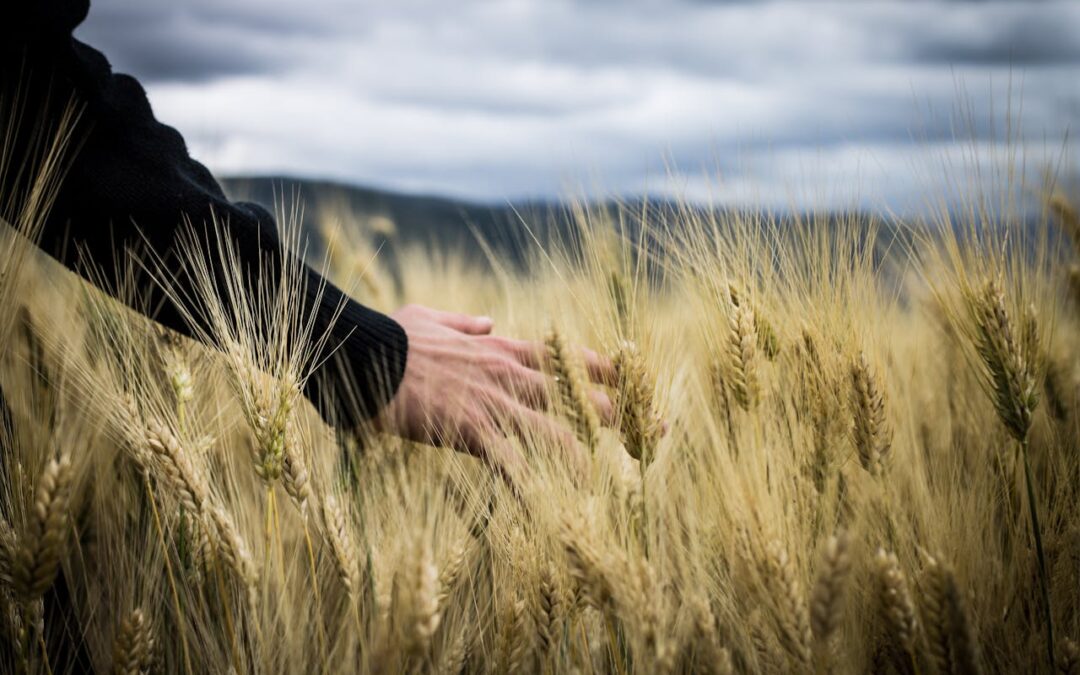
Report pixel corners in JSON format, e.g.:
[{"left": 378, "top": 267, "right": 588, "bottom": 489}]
[{"left": 1, "top": 122, "right": 1079, "bottom": 674}]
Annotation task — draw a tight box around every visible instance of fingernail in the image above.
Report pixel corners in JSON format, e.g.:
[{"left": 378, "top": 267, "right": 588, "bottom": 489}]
[{"left": 478, "top": 316, "right": 494, "bottom": 328}]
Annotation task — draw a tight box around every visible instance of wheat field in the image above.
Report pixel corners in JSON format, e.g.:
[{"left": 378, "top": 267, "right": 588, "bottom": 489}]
[{"left": 1, "top": 117, "right": 1079, "bottom": 675}]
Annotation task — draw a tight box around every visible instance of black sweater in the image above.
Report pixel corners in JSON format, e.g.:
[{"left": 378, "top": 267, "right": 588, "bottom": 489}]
[{"left": 1, "top": 1, "right": 408, "bottom": 427}]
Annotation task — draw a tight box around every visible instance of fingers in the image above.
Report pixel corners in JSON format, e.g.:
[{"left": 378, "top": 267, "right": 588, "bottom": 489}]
[
  {"left": 491, "top": 395, "right": 589, "bottom": 478},
  {"left": 590, "top": 388, "right": 615, "bottom": 425},
  {"left": 488, "top": 337, "right": 545, "bottom": 370},
  {"left": 580, "top": 347, "right": 618, "bottom": 386},
  {"left": 487, "top": 335, "right": 616, "bottom": 388},
  {"left": 432, "top": 308, "right": 494, "bottom": 335},
  {"left": 489, "top": 359, "right": 551, "bottom": 410}
]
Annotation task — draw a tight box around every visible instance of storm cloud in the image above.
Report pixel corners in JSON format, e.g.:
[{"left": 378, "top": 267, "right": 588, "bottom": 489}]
[{"left": 76, "top": 0, "right": 1080, "bottom": 209}]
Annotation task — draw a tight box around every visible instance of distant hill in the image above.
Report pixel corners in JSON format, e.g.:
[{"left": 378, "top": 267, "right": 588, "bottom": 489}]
[
  {"left": 220, "top": 176, "right": 942, "bottom": 284},
  {"left": 220, "top": 175, "right": 570, "bottom": 263}
]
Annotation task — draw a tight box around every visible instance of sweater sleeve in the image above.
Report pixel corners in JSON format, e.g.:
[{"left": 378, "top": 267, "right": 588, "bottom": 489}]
[{"left": 1, "top": 1, "right": 408, "bottom": 427}]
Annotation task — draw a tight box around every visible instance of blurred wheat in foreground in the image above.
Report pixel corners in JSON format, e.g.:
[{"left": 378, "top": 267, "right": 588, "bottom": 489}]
[{"left": 2, "top": 123, "right": 1080, "bottom": 674}]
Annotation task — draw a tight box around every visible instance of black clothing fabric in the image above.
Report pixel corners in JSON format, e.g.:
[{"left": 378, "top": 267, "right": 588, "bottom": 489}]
[{"left": 1, "top": 1, "right": 408, "bottom": 426}]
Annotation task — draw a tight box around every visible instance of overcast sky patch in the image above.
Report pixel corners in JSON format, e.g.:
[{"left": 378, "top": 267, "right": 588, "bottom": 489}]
[{"left": 76, "top": 0, "right": 1079, "bottom": 210}]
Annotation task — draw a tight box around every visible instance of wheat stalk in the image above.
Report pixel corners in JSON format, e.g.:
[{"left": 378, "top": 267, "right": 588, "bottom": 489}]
[
  {"left": 144, "top": 419, "right": 209, "bottom": 518},
  {"left": 404, "top": 536, "right": 441, "bottom": 657},
  {"left": 546, "top": 327, "right": 600, "bottom": 450},
  {"left": 967, "top": 277, "right": 1039, "bottom": 442},
  {"left": 534, "top": 564, "right": 560, "bottom": 659},
  {"left": 560, "top": 511, "right": 616, "bottom": 610},
  {"left": 0, "top": 515, "right": 15, "bottom": 588},
  {"left": 726, "top": 303, "right": 760, "bottom": 410},
  {"left": 12, "top": 453, "right": 73, "bottom": 603},
  {"left": 810, "top": 531, "right": 851, "bottom": 669},
  {"left": 281, "top": 420, "right": 311, "bottom": 516},
  {"left": 764, "top": 540, "right": 813, "bottom": 669},
  {"left": 320, "top": 495, "right": 361, "bottom": 602},
  {"left": 613, "top": 340, "right": 662, "bottom": 466},
  {"left": 850, "top": 353, "right": 891, "bottom": 476},
  {"left": 438, "top": 626, "right": 469, "bottom": 675},
  {"left": 112, "top": 608, "right": 154, "bottom": 675},
  {"left": 921, "top": 553, "right": 981, "bottom": 675},
  {"left": 209, "top": 505, "right": 259, "bottom": 596},
  {"left": 1050, "top": 192, "right": 1080, "bottom": 256},
  {"left": 498, "top": 591, "right": 529, "bottom": 673},
  {"left": 966, "top": 278, "right": 1055, "bottom": 666},
  {"left": 1060, "top": 638, "right": 1080, "bottom": 675},
  {"left": 874, "top": 549, "right": 919, "bottom": 657},
  {"left": 728, "top": 283, "right": 780, "bottom": 360},
  {"left": 436, "top": 541, "right": 468, "bottom": 611}
]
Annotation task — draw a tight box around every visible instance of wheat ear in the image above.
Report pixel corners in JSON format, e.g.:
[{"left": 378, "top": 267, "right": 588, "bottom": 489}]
[
  {"left": 533, "top": 564, "right": 560, "bottom": 659},
  {"left": 321, "top": 495, "right": 361, "bottom": 602},
  {"left": 921, "top": 554, "right": 981, "bottom": 675},
  {"left": 1059, "top": 638, "right": 1079, "bottom": 675},
  {"left": 968, "top": 277, "right": 1039, "bottom": 442},
  {"left": 1050, "top": 192, "right": 1080, "bottom": 255},
  {"left": 112, "top": 608, "right": 154, "bottom": 675},
  {"left": 0, "top": 516, "right": 15, "bottom": 587},
  {"left": 144, "top": 419, "right": 209, "bottom": 518},
  {"left": 436, "top": 541, "right": 468, "bottom": 611},
  {"left": 280, "top": 419, "right": 310, "bottom": 516},
  {"left": 810, "top": 531, "right": 852, "bottom": 668},
  {"left": 209, "top": 506, "right": 258, "bottom": 595},
  {"left": 405, "top": 536, "right": 441, "bottom": 657},
  {"left": 12, "top": 453, "right": 73, "bottom": 603},
  {"left": 728, "top": 283, "right": 780, "bottom": 359},
  {"left": 613, "top": 341, "right": 662, "bottom": 466},
  {"left": 850, "top": 353, "right": 891, "bottom": 476},
  {"left": 968, "top": 279, "right": 1054, "bottom": 666},
  {"left": 726, "top": 302, "right": 760, "bottom": 410},
  {"left": 764, "top": 540, "right": 813, "bottom": 669},
  {"left": 498, "top": 591, "right": 529, "bottom": 673},
  {"left": 546, "top": 327, "right": 600, "bottom": 450},
  {"left": 874, "top": 549, "right": 919, "bottom": 656}
]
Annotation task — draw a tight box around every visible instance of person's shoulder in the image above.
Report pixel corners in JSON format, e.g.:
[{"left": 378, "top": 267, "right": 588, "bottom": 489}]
[{"left": 1, "top": 0, "right": 89, "bottom": 43}]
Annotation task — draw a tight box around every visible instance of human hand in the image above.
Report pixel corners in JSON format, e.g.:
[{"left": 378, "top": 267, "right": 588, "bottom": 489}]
[{"left": 378, "top": 304, "right": 616, "bottom": 478}]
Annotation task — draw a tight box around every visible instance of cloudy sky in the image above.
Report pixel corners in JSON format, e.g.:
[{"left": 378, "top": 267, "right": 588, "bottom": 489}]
[{"left": 77, "top": 0, "right": 1079, "bottom": 210}]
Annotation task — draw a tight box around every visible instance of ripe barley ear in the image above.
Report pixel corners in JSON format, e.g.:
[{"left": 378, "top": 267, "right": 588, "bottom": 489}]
[
  {"left": 534, "top": 564, "right": 560, "bottom": 659},
  {"left": 967, "top": 277, "right": 1039, "bottom": 442},
  {"left": 874, "top": 549, "right": 919, "bottom": 658},
  {"left": 850, "top": 353, "right": 891, "bottom": 476},
  {"left": 613, "top": 341, "right": 662, "bottom": 466},
  {"left": 144, "top": 419, "right": 209, "bottom": 518},
  {"left": 726, "top": 304, "right": 760, "bottom": 410},
  {"left": 281, "top": 423, "right": 311, "bottom": 516},
  {"left": 967, "top": 278, "right": 1054, "bottom": 667},
  {"left": 1059, "top": 638, "right": 1079, "bottom": 675},
  {"left": 546, "top": 327, "right": 600, "bottom": 450},
  {"left": 764, "top": 540, "right": 813, "bottom": 669},
  {"left": 921, "top": 554, "right": 981, "bottom": 675},
  {"left": 112, "top": 608, "right": 154, "bottom": 675},
  {"left": 12, "top": 454, "right": 73, "bottom": 603},
  {"left": 321, "top": 495, "right": 361, "bottom": 602},
  {"left": 811, "top": 532, "right": 852, "bottom": 669}
]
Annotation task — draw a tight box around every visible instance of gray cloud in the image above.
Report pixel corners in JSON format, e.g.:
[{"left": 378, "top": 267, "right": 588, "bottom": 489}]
[{"left": 75, "top": 0, "right": 1078, "bottom": 208}]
